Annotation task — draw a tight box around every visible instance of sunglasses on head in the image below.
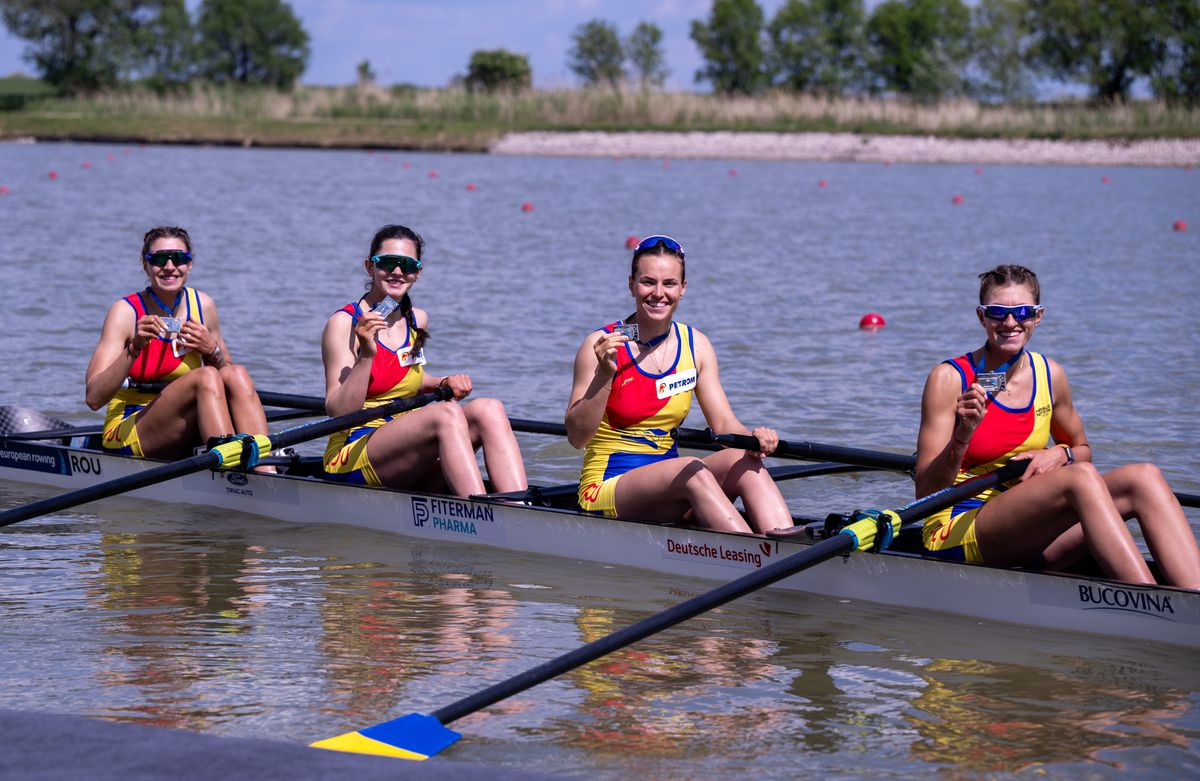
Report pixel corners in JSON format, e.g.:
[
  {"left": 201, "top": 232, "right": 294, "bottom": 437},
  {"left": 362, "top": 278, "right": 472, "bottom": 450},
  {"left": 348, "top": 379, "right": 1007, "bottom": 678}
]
[
  {"left": 370, "top": 254, "right": 422, "bottom": 274},
  {"left": 144, "top": 250, "right": 193, "bottom": 267},
  {"left": 978, "top": 304, "right": 1043, "bottom": 322},
  {"left": 633, "top": 235, "right": 685, "bottom": 259}
]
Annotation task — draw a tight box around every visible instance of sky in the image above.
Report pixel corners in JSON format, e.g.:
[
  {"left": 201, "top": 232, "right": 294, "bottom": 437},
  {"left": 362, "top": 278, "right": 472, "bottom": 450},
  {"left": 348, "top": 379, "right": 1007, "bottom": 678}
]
[{"left": 0, "top": 0, "right": 793, "bottom": 91}]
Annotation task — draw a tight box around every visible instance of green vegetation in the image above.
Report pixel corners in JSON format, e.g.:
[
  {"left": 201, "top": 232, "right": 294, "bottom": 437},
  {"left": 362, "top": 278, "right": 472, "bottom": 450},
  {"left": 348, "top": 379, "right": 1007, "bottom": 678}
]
[{"left": 464, "top": 50, "right": 532, "bottom": 93}]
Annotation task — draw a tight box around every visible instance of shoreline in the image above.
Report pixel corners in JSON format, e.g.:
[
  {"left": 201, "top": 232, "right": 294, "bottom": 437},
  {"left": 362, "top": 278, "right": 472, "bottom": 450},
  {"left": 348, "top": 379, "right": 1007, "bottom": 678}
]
[
  {"left": 4, "top": 127, "right": 1199, "bottom": 167},
  {"left": 489, "top": 131, "right": 1200, "bottom": 167}
]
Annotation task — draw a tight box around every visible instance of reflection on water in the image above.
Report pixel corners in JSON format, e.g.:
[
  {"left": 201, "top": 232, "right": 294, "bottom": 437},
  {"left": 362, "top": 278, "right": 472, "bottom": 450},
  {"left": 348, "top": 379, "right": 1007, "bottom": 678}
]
[{"left": 0, "top": 142, "right": 1198, "bottom": 778}]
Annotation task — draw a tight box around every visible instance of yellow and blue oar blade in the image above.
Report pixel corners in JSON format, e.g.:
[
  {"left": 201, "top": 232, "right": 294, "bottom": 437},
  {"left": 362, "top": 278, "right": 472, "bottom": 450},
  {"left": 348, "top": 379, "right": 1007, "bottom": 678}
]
[{"left": 310, "top": 713, "right": 460, "bottom": 760}]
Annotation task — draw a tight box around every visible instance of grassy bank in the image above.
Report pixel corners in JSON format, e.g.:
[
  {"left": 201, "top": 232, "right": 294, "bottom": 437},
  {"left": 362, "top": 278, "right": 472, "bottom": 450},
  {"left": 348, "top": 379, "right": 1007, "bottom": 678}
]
[{"left": 2, "top": 83, "right": 1198, "bottom": 149}]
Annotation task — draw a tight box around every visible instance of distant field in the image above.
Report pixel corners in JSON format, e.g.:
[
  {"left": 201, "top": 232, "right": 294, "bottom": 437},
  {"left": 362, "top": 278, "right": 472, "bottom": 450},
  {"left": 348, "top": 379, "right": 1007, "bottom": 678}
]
[{"left": 2, "top": 83, "right": 1198, "bottom": 149}]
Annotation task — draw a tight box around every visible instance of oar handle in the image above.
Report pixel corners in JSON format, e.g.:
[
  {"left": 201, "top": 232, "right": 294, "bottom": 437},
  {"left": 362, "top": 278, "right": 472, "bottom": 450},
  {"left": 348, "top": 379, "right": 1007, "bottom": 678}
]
[
  {"left": 672, "top": 426, "right": 916, "bottom": 474},
  {"left": 130, "top": 381, "right": 327, "bottom": 412}
]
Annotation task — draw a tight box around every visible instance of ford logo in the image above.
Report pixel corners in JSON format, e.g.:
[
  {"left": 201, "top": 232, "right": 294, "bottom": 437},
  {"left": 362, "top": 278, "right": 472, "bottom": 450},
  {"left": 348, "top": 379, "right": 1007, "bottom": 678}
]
[{"left": 227, "top": 473, "right": 249, "bottom": 486}]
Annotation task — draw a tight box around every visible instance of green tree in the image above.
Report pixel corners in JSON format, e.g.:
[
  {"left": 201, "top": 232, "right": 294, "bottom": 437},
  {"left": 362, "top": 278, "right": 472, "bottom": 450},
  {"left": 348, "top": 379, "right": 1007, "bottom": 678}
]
[
  {"left": 865, "top": 0, "right": 971, "bottom": 99},
  {"left": 1151, "top": 0, "right": 1200, "bottom": 105},
  {"left": 568, "top": 18, "right": 624, "bottom": 89},
  {"left": 626, "top": 21, "right": 669, "bottom": 89},
  {"left": 1026, "top": 0, "right": 1170, "bottom": 102},
  {"left": 768, "top": 0, "right": 868, "bottom": 94},
  {"left": 0, "top": 0, "right": 150, "bottom": 92},
  {"left": 135, "top": 0, "right": 195, "bottom": 90},
  {"left": 690, "top": 0, "right": 769, "bottom": 94},
  {"left": 464, "top": 49, "right": 532, "bottom": 92},
  {"left": 195, "top": 0, "right": 308, "bottom": 88},
  {"left": 967, "top": 0, "right": 1034, "bottom": 101},
  {"left": 356, "top": 59, "right": 375, "bottom": 86}
]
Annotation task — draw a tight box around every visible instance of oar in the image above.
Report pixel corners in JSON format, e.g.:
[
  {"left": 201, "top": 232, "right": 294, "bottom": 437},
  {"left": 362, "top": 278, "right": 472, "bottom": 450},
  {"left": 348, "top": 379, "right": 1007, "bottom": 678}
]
[
  {"left": 0, "top": 388, "right": 451, "bottom": 529},
  {"left": 130, "top": 381, "right": 327, "bottom": 412},
  {"left": 309, "top": 459, "right": 1029, "bottom": 760},
  {"left": 673, "top": 426, "right": 915, "bottom": 473}
]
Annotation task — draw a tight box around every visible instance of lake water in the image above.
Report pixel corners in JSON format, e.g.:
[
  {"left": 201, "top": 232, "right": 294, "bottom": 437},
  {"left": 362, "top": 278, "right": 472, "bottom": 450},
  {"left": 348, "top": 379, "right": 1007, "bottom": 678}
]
[{"left": 0, "top": 141, "right": 1197, "bottom": 779}]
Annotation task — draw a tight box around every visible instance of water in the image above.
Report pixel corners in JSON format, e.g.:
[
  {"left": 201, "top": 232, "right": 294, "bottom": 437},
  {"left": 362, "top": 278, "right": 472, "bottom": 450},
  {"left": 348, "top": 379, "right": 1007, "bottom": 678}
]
[{"left": 0, "top": 142, "right": 1198, "bottom": 778}]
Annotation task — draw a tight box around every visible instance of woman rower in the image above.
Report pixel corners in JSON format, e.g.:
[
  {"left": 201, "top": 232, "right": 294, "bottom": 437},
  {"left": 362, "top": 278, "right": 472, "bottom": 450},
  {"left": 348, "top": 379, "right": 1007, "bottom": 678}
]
[
  {"left": 321, "top": 224, "right": 527, "bottom": 496},
  {"left": 85, "top": 226, "right": 274, "bottom": 469},
  {"left": 565, "top": 235, "right": 792, "bottom": 534},
  {"left": 915, "top": 264, "right": 1200, "bottom": 588}
]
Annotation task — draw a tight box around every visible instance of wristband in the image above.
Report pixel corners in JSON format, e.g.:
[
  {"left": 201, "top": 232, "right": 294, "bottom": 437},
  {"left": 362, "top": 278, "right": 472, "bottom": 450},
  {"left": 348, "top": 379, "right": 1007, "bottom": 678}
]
[
  {"left": 207, "top": 345, "right": 225, "bottom": 366},
  {"left": 1058, "top": 444, "right": 1075, "bottom": 465}
]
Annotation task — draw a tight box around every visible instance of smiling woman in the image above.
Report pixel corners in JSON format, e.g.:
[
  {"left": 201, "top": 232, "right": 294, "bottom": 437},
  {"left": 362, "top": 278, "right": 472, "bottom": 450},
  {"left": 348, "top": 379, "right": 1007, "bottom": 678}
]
[
  {"left": 319, "top": 223, "right": 527, "bottom": 497},
  {"left": 565, "top": 235, "right": 793, "bottom": 534},
  {"left": 84, "top": 226, "right": 275, "bottom": 469},
  {"left": 914, "top": 264, "right": 1200, "bottom": 588}
]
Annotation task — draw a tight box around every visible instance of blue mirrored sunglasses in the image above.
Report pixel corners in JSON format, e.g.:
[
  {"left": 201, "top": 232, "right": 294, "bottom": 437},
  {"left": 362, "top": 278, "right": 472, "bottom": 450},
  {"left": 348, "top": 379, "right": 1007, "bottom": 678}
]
[
  {"left": 370, "top": 254, "right": 422, "bottom": 274},
  {"left": 978, "top": 304, "right": 1042, "bottom": 322},
  {"left": 143, "top": 250, "right": 193, "bottom": 267},
  {"left": 633, "top": 235, "right": 685, "bottom": 258}
]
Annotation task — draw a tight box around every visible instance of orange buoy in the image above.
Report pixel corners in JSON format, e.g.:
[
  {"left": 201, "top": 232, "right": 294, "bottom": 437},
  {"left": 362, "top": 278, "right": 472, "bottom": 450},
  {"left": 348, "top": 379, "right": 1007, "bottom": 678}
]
[
  {"left": 521, "top": 202, "right": 534, "bottom": 212},
  {"left": 1101, "top": 175, "right": 1110, "bottom": 184},
  {"left": 859, "top": 313, "right": 886, "bottom": 329},
  {"left": 466, "top": 182, "right": 477, "bottom": 191},
  {"left": 1173, "top": 219, "right": 1188, "bottom": 232},
  {"left": 818, "top": 179, "right": 829, "bottom": 189},
  {"left": 625, "top": 235, "right": 639, "bottom": 250},
  {"left": 48, "top": 170, "right": 58, "bottom": 180}
]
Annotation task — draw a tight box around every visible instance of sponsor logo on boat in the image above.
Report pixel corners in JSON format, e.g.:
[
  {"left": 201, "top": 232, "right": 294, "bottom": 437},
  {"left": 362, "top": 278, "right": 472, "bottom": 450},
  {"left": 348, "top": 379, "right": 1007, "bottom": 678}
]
[
  {"left": 1078, "top": 583, "right": 1174, "bottom": 617},
  {"left": 222, "top": 472, "right": 253, "bottom": 496},
  {"left": 664, "top": 537, "right": 774, "bottom": 569},
  {"left": 0, "top": 443, "right": 70, "bottom": 475},
  {"left": 410, "top": 497, "right": 502, "bottom": 541}
]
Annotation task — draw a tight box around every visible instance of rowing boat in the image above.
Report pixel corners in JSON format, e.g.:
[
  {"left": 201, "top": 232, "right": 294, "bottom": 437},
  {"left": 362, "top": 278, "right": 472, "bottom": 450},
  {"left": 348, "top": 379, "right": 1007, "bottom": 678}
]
[{"left": 0, "top": 423, "right": 1196, "bottom": 649}]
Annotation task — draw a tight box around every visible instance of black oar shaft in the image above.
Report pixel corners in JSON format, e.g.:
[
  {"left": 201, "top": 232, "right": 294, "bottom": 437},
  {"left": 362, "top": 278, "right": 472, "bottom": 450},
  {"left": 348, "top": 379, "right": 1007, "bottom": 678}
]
[
  {"left": 673, "top": 426, "right": 916, "bottom": 473},
  {"left": 432, "top": 459, "right": 1026, "bottom": 727},
  {"left": 0, "top": 389, "right": 449, "bottom": 529},
  {"left": 433, "top": 531, "right": 856, "bottom": 725}
]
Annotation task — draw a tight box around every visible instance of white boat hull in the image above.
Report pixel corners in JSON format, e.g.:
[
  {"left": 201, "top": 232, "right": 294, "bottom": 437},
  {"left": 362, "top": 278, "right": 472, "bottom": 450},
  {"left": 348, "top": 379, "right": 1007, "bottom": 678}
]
[{"left": 1, "top": 439, "right": 1197, "bottom": 648}]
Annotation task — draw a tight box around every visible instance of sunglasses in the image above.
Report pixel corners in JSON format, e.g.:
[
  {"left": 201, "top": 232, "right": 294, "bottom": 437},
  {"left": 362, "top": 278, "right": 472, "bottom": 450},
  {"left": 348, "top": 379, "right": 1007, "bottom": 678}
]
[
  {"left": 144, "top": 250, "right": 193, "bottom": 267},
  {"left": 633, "top": 235, "right": 685, "bottom": 258},
  {"left": 978, "top": 304, "right": 1043, "bottom": 322},
  {"left": 370, "top": 254, "right": 422, "bottom": 274}
]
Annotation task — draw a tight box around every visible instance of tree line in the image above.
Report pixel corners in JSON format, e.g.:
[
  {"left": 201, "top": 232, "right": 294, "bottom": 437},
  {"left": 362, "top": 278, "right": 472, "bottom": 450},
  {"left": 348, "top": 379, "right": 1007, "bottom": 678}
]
[
  {"left": 4, "top": 0, "right": 1197, "bottom": 105},
  {"left": 0, "top": 0, "right": 309, "bottom": 93}
]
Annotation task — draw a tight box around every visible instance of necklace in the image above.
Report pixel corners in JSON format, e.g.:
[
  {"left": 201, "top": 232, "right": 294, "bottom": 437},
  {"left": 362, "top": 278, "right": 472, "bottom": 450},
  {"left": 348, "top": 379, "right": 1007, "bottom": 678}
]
[
  {"left": 636, "top": 324, "right": 676, "bottom": 375},
  {"left": 145, "top": 287, "right": 182, "bottom": 316}
]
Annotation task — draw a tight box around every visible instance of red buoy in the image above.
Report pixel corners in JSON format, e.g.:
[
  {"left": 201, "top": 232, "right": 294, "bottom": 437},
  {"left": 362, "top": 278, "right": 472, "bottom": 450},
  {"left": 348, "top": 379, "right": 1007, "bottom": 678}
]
[
  {"left": 379, "top": 154, "right": 390, "bottom": 162},
  {"left": 974, "top": 167, "right": 983, "bottom": 175},
  {"left": 0, "top": 185, "right": 9, "bottom": 195},
  {"left": 662, "top": 160, "right": 670, "bottom": 169},
  {"left": 466, "top": 182, "right": 477, "bottom": 191},
  {"left": 728, "top": 168, "right": 737, "bottom": 177},
  {"left": 401, "top": 162, "right": 411, "bottom": 170},
  {"left": 366, "top": 149, "right": 375, "bottom": 155},
  {"left": 47, "top": 170, "right": 58, "bottom": 180},
  {"left": 1101, "top": 175, "right": 1110, "bottom": 184},
  {"left": 952, "top": 194, "right": 964, "bottom": 204},
  {"left": 121, "top": 148, "right": 130, "bottom": 156},
  {"left": 1173, "top": 219, "right": 1188, "bottom": 232},
  {"left": 106, "top": 153, "right": 115, "bottom": 161},
  {"left": 818, "top": 179, "right": 829, "bottom": 189},
  {"left": 883, "top": 160, "right": 893, "bottom": 167},
  {"left": 625, "top": 235, "right": 639, "bottom": 250},
  {"left": 859, "top": 313, "right": 886, "bottom": 329},
  {"left": 428, "top": 170, "right": 438, "bottom": 178},
  {"left": 521, "top": 202, "right": 534, "bottom": 212},
  {"left": 81, "top": 160, "right": 92, "bottom": 169}
]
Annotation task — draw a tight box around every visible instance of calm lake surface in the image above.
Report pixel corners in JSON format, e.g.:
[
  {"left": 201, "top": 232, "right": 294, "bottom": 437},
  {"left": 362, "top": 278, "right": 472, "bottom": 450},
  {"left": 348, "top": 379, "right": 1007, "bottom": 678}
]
[{"left": 0, "top": 141, "right": 1198, "bottom": 779}]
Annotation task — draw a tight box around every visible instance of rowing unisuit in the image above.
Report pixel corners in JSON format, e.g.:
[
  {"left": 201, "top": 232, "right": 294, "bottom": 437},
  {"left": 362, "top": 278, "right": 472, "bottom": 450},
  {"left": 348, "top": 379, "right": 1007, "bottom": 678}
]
[
  {"left": 101, "top": 287, "right": 206, "bottom": 456},
  {"left": 578, "top": 321, "right": 698, "bottom": 516},
  {"left": 923, "top": 350, "right": 1053, "bottom": 561},
  {"left": 323, "top": 301, "right": 426, "bottom": 485}
]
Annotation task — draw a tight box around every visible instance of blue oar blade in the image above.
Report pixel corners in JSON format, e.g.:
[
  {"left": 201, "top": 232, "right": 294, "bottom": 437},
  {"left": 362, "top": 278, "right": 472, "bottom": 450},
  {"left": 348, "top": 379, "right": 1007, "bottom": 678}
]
[{"left": 309, "top": 712, "right": 460, "bottom": 760}]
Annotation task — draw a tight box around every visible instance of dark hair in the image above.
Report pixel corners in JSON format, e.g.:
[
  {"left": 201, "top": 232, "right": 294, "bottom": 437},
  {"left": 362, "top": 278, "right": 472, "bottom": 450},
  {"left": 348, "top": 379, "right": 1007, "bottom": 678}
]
[
  {"left": 367, "top": 224, "right": 429, "bottom": 351},
  {"left": 141, "top": 226, "right": 192, "bottom": 260},
  {"left": 979, "top": 264, "right": 1040, "bottom": 304},
  {"left": 631, "top": 239, "right": 686, "bottom": 282}
]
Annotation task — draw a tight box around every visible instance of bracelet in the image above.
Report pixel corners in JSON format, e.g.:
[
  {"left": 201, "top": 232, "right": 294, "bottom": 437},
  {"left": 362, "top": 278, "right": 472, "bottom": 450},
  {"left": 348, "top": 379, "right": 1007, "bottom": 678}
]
[
  {"left": 206, "top": 345, "right": 224, "bottom": 366},
  {"left": 436, "top": 376, "right": 449, "bottom": 389}
]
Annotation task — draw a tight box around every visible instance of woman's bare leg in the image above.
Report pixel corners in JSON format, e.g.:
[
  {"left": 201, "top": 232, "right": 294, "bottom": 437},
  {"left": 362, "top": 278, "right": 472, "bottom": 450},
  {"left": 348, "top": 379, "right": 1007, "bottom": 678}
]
[
  {"left": 701, "top": 448, "right": 792, "bottom": 533},
  {"left": 366, "top": 402, "right": 486, "bottom": 496},
  {"left": 135, "top": 367, "right": 232, "bottom": 458},
  {"left": 1104, "top": 463, "right": 1200, "bottom": 589},
  {"left": 461, "top": 397, "right": 527, "bottom": 493},
  {"left": 614, "top": 457, "right": 753, "bottom": 533}
]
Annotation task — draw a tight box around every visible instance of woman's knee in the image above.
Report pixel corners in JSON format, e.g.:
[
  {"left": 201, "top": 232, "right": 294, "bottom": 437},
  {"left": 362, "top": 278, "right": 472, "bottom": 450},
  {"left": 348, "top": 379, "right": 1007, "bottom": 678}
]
[
  {"left": 430, "top": 401, "right": 470, "bottom": 435},
  {"left": 466, "top": 397, "right": 507, "bottom": 426},
  {"left": 219, "top": 363, "right": 254, "bottom": 394},
  {"left": 193, "top": 366, "right": 225, "bottom": 395}
]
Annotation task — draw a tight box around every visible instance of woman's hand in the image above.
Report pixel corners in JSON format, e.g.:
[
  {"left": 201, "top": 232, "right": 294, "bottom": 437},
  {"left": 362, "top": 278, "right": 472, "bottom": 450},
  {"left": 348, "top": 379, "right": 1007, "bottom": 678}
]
[
  {"left": 952, "top": 383, "right": 988, "bottom": 447},
  {"left": 1011, "top": 445, "right": 1071, "bottom": 481},
  {"left": 353, "top": 312, "right": 387, "bottom": 357},
  {"left": 749, "top": 426, "right": 779, "bottom": 458},
  {"left": 592, "top": 331, "right": 628, "bottom": 377},
  {"left": 178, "top": 320, "right": 218, "bottom": 356},
  {"left": 438, "top": 374, "right": 473, "bottom": 401},
  {"left": 131, "top": 315, "right": 163, "bottom": 353}
]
